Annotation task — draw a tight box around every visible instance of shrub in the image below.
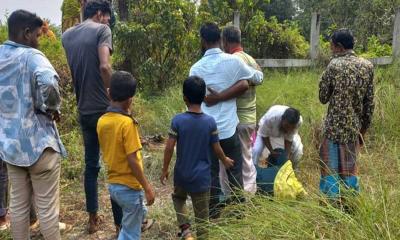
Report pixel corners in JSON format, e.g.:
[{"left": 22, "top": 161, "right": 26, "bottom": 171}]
[
  {"left": 244, "top": 13, "right": 309, "bottom": 58},
  {"left": 0, "top": 24, "right": 7, "bottom": 43},
  {"left": 358, "top": 35, "right": 393, "bottom": 58},
  {"left": 113, "top": 0, "right": 199, "bottom": 94}
]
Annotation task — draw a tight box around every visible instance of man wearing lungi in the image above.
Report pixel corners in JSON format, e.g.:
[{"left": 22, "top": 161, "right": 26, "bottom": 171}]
[{"left": 319, "top": 29, "right": 374, "bottom": 203}]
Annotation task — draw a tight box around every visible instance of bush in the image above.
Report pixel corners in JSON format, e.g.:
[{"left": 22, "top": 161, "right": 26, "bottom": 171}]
[
  {"left": 0, "top": 24, "right": 7, "bottom": 43},
  {"left": 113, "top": 0, "right": 199, "bottom": 94},
  {"left": 61, "top": 0, "right": 81, "bottom": 32},
  {"left": 201, "top": 1, "right": 309, "bottom": 59},
  {"left": 358, "top": 35, "right": 393, "bottom": 58},
  {"left": 244, "top": 13, "right": 309, "bottom": 58}
]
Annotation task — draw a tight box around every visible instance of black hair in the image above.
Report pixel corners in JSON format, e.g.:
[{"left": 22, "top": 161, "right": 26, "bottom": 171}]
[
  {"left": 7, "top": 10, "right": 43, "bottom": 38},
  {"left": 200, "top": 22, "right": 221, "bottom": 44},
  {"left": 331, "top": 28, "right": 355, "bottom": 50},
  {"left": 109, "top": 71, "right": 137, "bottom": 102},
  {"left": 183, "top": 76, "right": 206, "bottom": 105},
  {"left": 84, "top": 0, "right": 112, "bottom": 20},
  {"left": 282, "top": 107, "right": 300, "bottom": 125},
  {"left": 222, "top": 25, "right": 241, "bottom": 44}
]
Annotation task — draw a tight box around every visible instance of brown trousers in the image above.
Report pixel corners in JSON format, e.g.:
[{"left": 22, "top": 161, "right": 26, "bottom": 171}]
[{"left": 172, "top": 186, "right": 210, "bottom": 239}]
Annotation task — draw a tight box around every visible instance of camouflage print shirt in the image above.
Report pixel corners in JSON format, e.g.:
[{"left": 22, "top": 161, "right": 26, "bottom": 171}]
[{"left": 319, "top": 50, "right": 375, "bottom": 144}]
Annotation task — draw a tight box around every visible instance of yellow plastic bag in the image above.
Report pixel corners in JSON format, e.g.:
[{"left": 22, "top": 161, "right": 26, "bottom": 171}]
[{"left": 274, "top": 160, "right": 307, "bottom": 200}]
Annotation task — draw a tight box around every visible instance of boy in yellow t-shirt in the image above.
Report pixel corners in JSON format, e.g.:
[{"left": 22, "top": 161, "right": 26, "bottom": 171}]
[{"left": 97, "top": 71, "right": 155, "bottom": 239}]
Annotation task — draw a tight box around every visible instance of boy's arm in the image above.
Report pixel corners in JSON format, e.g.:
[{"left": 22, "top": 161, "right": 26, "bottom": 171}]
[
  {"left": 204, "top": 80, "right": 249, "bottom": 106},
  {"left": 160, "top": 137, "right": 176, "bottom": 185},
  {"left": 212, "top": 142, "right": 234, "bottom": 169},
  {"left": 127, "top": 152, "right": 155, "bottom": 206}
]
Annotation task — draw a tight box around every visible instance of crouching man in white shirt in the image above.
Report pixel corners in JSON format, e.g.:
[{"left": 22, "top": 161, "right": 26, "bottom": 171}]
[{"left": 253, "top": 105, "right": 303, "bottom": 168}]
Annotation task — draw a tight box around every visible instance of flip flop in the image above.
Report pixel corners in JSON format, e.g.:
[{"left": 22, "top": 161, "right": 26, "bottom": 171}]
[
  {"left": 141, "top": 219, "right": 155, "bottom": 232},
  {"left": 0, "top": 221, "right": 10, "bottom": 231}
]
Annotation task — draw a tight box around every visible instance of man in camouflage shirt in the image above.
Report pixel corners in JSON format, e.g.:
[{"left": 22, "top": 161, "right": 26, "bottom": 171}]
[{"left": 319, "top": 29, "right": 374, "bottom": 203}]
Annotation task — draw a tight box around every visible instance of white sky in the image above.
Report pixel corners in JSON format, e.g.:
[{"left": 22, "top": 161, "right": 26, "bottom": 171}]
[{"left": 0, "top": 0, "right": 64, "bottom": 26}]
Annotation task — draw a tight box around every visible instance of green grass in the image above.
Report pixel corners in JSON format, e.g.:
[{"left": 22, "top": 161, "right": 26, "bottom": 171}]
[
  {"left": 1, "top": 55, "right": 399, "bottom": 239},
  {"left": 131, "top": 63, "right": 400, "bottom": 239}
]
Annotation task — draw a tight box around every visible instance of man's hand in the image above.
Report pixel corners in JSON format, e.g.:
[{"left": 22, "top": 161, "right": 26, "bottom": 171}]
[
  {"left": 144, "top": 185, "right": 155, "bottom": 206},
  {"left": 160, "top": 170, "right": 169, "bottom": 186},
  {"left": 222, "top": 157, "right": 234, "bottom": 169},
  {"left": 204, "top": 87, "right": 221, "bottom": 107},
  {"left": 52, "top": 110, "right": 61, "bottom": 122}
]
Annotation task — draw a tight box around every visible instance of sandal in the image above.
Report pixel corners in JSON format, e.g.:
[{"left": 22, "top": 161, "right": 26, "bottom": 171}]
[
  {"left": 141, "top": 219, "right": 155, "bottom": 232},
  {"left": 0, "top": 221, "right": 10, "bottom": 231}
]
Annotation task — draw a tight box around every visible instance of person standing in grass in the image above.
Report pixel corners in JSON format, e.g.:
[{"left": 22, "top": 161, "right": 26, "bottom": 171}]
[
  {"left": 190, "top": 22, "right": 263, "bottom": 219},
  {"left": 97, "top": 71, "right": 155, "bottom": 239},
  {"left": 62, "top": 0, "right": 115, "bottom": 233},
  {"left": 160, "top": 76, "right": 234, "bottom": 240},
  {"left": 0, "top": 10, "right": 66, "bottom": 239},
  {"left": 319, "top": 29, "right": 374, "bottom": 204},
  {"left": 206, "top": 25, "right": 263, "bottom": 195}
]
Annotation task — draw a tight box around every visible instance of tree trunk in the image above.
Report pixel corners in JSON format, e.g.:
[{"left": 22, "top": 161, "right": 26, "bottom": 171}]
[{"left": 117, "top": 0, "right": 129, "bottom": 21}]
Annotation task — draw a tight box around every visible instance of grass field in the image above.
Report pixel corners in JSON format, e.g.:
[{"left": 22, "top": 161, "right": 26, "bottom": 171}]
[{"left": 0, "top": 62, "right": 399, "bottom": 240}]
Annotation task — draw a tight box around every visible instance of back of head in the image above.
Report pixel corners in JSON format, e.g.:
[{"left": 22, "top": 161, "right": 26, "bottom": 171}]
[
  {"left": 183, "top": 76, "right": 206, "bottom": 105},
  {"left": 200, "top": 22, "right": 221, "bottom": 44},
  {"left": 331, "top": 28, "right": 354, "bottom": 50},
  {"left": 84, "top": 0, "right": 112, "bottom": 20},
  {"left": 7, "top": 10, "right": 43, "bottom": 40},
  {"left": 110, "top": 71, "right": 137, "bottom": 102},
  {"left": 222, "top": 25, "right": 241, "bottom": 44},
  {"left": 282, "top": 107, "right": 300, "bottom": 125}
]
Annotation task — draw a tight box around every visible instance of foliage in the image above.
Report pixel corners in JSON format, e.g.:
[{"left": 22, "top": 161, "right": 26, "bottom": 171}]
[
  {"left": 263, "top": 0, "right": 296, "bottom": 22},
  {"left": 113, "top": 0, "right": 199, "bottom": 94},
  {"left": 61, "top": 0, "right": 81, "bottom": 32},
  {"left": 320, "top": 34, "right": 393, "bottom": 59},
  {"left": 295, "top": 0, "right": 399, "bottom": 48},
  {"left": 245, "top": 13, "right": 309, "bottom": 58},
  {"left": 0, "top": 23, "right": 7, "bottom": 43},
  {"left": 358, "top": 35, "right": 393, "bottom": 58},
  {"left": 201, "top": 0, "right": 310, "bottom": 58}
]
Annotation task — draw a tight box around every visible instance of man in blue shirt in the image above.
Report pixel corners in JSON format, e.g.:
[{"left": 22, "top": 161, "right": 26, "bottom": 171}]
[
  {"left": 0, "top": 10, "right": 65, "bottom": 239},
  {"left": 189, "top": 22, "right": 263, "bottom": 218}
]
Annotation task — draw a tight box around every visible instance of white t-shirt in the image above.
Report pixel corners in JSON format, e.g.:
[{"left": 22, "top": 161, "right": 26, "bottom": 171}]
[{"left": 258, "top": 105, "right": 303, "bottom": 142}]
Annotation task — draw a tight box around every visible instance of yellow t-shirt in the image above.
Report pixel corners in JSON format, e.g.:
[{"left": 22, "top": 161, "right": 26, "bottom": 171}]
[{"left": 97, "top": 112, "right": 143, "bottom": 190}]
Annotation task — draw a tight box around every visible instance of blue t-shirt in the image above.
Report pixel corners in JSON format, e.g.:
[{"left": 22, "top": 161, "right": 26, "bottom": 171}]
[{"left": 169, "top": 112, "right": 219, "bottom": 193}]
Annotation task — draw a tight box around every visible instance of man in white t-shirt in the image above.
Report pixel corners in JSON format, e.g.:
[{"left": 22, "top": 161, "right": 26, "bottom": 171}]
[{"left": 253, "top": 105, "right": 303, "bottom": 168}]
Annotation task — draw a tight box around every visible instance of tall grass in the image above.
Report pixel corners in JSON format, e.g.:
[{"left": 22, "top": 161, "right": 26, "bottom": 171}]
[
  {"left": 121, "top": 62, "right": 400, "bottom": 239},
  {"left": 203, "top": 62, "right": 400, "bottom": 240}
]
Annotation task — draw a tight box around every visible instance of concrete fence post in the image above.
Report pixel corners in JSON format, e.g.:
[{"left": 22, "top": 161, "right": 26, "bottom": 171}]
[
  {"left": 234, "top": 10, "right": 240, "bottom": 28},
  {"left": 393, "top": 8, "right": 400, "bottom": 59},
  {"left": 310, "top": 12, "right": 321, "bottom": 60}
]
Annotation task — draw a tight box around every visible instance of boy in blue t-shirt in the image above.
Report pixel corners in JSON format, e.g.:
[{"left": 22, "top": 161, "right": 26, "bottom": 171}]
[{"left": 160, "top": 76, "right": 234, "bottom": 240}]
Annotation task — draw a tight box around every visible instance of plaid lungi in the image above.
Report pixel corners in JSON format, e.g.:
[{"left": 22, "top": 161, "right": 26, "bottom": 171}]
[
  {"left": 319, "top": 138, "right": 360, "bottom": 197},
  {"left": 319, "top": 138, "right": 359, "bottom": 176}
]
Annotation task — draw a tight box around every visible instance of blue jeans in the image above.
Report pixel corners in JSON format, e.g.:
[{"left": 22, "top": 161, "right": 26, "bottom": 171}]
[
  {"left": 108, "top": 184, "right": 147, "bottom": 240},
  {"left": 79, "top": 113, "right": 122, "bottom": 221}
]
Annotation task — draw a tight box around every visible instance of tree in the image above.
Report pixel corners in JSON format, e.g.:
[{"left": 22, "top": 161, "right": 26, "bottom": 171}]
[
  {"left": 294, "top": 0, "right": 399, "bottom": 49},
  {"left": 263, "top": 0, "right": 296, "bottom": 22},
  {"left": 113, "top": 0, "right": 199, "bottom": 93},
  {"left": 201, "top": 0, "right": 309, "bottom": 58},
  {"left": 61, "top": 0, "right": 80, "bottom": 32}
]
